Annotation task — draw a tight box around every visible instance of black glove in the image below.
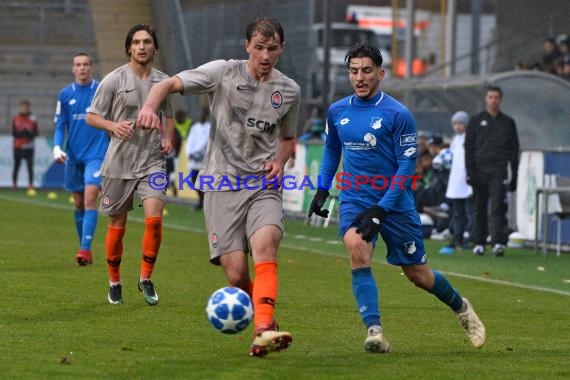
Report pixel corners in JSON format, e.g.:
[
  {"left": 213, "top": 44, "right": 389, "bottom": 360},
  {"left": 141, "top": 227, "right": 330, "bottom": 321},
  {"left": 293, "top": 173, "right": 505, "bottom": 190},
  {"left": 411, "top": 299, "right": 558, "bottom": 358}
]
[
  {"left": 508, "top": 177, "right": 517, "bottom": 192},
  {"left": 354, "top": 206, "right": 387, "bottom": 242},
  {"left": 308, "top": 189, "right": 330, "bottom": 218},
  {"left": 466, "top": 175, "right": 477, "bottom": 187}
]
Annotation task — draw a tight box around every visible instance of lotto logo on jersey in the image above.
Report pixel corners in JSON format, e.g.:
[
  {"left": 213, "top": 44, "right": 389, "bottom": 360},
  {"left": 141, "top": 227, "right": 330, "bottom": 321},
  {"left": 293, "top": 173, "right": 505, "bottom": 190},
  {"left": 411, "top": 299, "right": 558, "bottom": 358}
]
[
  {"left": 403, "top": 147, "right": 417, "bottom": 157},
  {"left": 400, "top": 133, "right": 417, "bottom": 146},
  {"left": 271, "top": 91, "right": 283, "bottom": 108}
]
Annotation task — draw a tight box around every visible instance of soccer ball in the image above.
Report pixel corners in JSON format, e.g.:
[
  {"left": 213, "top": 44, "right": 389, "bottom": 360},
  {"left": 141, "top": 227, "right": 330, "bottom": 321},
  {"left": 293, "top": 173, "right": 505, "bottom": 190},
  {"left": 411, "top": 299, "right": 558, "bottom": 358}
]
[
  {"left": 206, "top": 287, "right": 253, "bottom": 334},
  {"left": 432, "top": 148, "right": 453, "bottom": 171}
]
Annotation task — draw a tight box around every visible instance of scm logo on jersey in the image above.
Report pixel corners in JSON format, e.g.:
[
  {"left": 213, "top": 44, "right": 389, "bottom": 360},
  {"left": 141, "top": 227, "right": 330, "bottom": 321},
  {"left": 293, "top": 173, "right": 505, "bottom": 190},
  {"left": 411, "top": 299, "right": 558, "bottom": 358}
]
[
  {"left": 246, "top": 118, "right": 276, "bottom": 133},
  {"left": 271, "top": 91, "right": 283, "bottom": 108}
]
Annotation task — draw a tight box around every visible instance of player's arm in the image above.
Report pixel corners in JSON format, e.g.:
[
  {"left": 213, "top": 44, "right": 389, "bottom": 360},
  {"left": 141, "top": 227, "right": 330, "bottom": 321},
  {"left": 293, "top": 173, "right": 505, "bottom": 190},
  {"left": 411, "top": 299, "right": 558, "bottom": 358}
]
[
  {"left": 11, "top": 118, "right": 20, "bottom": 137},
  {"left": 32, "top": 119, "right": 39, "bottom": 137},
  {"left": 159, "top": 94, "right": 176, "bottom": 155},
  {"left": 160, "top": 116, "right": 175, "bottom": 156},
  {"left": 86, "top": 113, "right": 134, "bottom": 141},
  {"left": 53, "top": 92, "right": 68, "bottom": 162},
  {"left": 137, "top": 76, "right": 184, "bottom": 130},
  {"left": 308, "top": 107, "right": 341, "bottom": 218},
  {"left": 319, "top": 108, "right": 342, "bottom": 188},
  {"left": 507, "top": 118, "right": 520, "bottom": 192},
  {"left": 86, "top": 77, "right": 134, "bottom": 140},
  {"left": 377, "top": 110, "right": 417, "bottom": 212}
]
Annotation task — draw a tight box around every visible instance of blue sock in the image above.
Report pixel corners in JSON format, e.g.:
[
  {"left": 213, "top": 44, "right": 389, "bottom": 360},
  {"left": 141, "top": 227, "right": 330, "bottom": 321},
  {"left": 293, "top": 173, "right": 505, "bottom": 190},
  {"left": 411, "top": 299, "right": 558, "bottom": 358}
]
[
  {"left": 74, "top": 210, "right": 85, "bottom": 243},
  {"left": 351, "top": 267, "right": 381, "bottom": 328},
  {"left": 429, "top": 270, "right": 463, "bottom": 312},
  {"left": 80, "top": 210, "right": 98, "bottom": 251}
]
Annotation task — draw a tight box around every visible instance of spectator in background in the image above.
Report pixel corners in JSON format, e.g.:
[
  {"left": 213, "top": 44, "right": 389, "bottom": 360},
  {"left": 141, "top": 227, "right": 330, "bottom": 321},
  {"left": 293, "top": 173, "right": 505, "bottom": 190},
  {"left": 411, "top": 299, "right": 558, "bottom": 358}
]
[
  {"left": 12, "top": 99, "right": 39, "bottom": 196},
  {"left": 465, "top": 86, "right": 519, "bottom": 257},
  {"left": 556, "top": 36, "right": 570, "bottom": 79},
  {"left": 556, "top": 35, "right": 569, "bottom": 61},
  {"left": 298, "top": 106, "right": 325, "bottom": 142},
  {"left": 439, "top": 111, "right": 473, "bottom": 255},
  {"left": 413, "top": 132, "right": 432, "bottom": 209},
  {"left": 563, "top": 55, "right": 570, "bottom": 81},
  {"left": 541, "top": 37, "right": 561, "bottom": 74},
  {"left": 417, "top": 132, "right": 429, "bottom": 156},
  {"left": 185, "top": 106, "right": 211, "bottom": 211},
  {"left": 165, "top": 124, "right": 182, "bottom": 197},
  {"left": 174, "top": 109, "right": 192, "bottom": 139},
  {"left": 416, "top": 137, "right": 447, "bottom": 208},
  {"left": 423, "top": 136, "right": 452, "bottom": 236}
]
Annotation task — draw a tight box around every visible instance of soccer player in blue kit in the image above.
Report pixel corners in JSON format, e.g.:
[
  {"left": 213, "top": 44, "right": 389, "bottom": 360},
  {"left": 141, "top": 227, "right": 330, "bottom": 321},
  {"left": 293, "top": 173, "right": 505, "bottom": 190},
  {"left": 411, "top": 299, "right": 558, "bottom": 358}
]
[
  {"left": 308, "top": 43, "right": 486, "bottom": 353},
  {"left": 53, "top": 52, "right": 109, "bottom": 266}
]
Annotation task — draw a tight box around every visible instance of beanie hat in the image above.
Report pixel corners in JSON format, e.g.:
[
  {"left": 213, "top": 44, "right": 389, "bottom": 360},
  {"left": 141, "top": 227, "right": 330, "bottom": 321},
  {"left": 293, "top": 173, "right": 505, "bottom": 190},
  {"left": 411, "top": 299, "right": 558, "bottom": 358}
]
[{"left": 451, "top": 111, "right": 469, "bottom": 125}]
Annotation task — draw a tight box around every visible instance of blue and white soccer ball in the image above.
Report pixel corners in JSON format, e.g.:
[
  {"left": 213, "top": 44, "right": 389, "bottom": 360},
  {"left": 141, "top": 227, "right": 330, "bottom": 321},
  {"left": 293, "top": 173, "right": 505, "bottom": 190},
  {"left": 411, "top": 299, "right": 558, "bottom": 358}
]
[
  {"left": 206, "top": 287, "right": 253, "bottom": 334},
  {"left": 432, "top": 148, "right": 453, "bottom": 171}
]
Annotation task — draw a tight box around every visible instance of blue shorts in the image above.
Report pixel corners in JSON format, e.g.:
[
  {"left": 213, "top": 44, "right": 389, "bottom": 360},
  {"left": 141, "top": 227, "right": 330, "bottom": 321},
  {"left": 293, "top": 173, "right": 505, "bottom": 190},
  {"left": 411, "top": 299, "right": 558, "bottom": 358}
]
[
  {"left": 339, "top": 201, "right": 427, "bottom": 266},
  {"left": 65, "top": 159, "right": 104, "bottom": 192}
]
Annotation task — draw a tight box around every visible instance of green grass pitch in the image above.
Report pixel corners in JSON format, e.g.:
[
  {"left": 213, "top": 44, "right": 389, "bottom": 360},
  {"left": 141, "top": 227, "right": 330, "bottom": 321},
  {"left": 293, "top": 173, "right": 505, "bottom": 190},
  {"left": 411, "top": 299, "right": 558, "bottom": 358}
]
[{"left": 0, "top": 189, "right": 569, "bottom": 379}]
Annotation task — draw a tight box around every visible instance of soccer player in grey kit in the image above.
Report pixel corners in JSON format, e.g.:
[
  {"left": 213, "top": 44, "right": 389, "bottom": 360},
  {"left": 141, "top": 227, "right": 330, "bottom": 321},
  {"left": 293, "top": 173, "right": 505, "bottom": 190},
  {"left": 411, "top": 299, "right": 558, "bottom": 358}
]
[
  {"left": 137, "top": 18, "right": 300, "bottom": 357},
  {"left": 86, "top": 24, "right": 175, "bottom": 306}
]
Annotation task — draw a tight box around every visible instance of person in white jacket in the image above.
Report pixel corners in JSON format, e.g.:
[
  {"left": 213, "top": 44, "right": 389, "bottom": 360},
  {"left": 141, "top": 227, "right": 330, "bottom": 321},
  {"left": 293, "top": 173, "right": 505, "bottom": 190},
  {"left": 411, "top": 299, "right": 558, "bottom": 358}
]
[
  {"left": 185, "top": 106, "right": 211, "bottom": 210},
  {"left": 439, "top": 111, "right": 473, "bottom": 254}
]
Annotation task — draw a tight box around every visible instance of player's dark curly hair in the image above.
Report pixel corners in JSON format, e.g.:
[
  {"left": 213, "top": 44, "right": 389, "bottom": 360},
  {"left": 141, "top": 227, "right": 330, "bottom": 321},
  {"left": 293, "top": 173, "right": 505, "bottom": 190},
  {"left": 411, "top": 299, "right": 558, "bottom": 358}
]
[
  {"left": 344, "top": 43, "right": 383, "bottom": 68},
  {"left": 246, "top": 18, "right": 284, "bottom": 44},
  {"left": 125, "top": 24, "right": 159, "bottom": 56}
]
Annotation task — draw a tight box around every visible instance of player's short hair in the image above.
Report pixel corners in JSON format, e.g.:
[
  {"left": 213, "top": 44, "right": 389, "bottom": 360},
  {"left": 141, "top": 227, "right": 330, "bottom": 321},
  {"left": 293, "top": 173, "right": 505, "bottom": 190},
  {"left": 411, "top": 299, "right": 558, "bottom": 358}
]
[
  {"left": 20, "top": 99, "right": 30, "bottom": 107},
  {"left": 125, "top": 24, "right": 159, "bottom": 56},
  {"left": 486, "top": 85, "right": 503, "bottom": 97},
  {"left": 72, "top": 51, "right": 92, "bottom": 65},
  {"left": 246, "top": 18, "right": 284, "bottom": 44},
  {"left": 344, "top": 43, "right": 383, "bottom": 69}
]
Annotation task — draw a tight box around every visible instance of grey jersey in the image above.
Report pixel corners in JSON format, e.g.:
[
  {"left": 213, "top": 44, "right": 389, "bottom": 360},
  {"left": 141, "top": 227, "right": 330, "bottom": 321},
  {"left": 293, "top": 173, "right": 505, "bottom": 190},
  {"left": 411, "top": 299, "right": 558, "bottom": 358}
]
[
  {"left": 176, "top": 60, "right": 300, "bottom": 190},
  {"left": 89, "top": 64, "right": 174, "bottom": 179}
]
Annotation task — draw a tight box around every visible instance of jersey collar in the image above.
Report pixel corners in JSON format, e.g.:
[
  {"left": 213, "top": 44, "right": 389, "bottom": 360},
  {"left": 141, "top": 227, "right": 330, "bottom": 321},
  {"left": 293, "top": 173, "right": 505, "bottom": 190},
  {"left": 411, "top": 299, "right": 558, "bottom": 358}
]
[{"left": 350, "top": 91, "right": 384, "bottom": 107}]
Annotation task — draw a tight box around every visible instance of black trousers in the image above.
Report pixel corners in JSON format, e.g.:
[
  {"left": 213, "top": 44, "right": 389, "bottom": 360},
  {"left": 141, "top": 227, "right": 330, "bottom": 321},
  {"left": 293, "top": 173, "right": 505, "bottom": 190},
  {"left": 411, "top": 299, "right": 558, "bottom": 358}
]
[
  {"left": 472, "top": 173, "right": 508, "bottom": 246},
  {"left": 13, "top": 148, "right": 34, "bottom": 187},
  {"left": 450, "top": 198, "right": 473, "bottom": 246}
]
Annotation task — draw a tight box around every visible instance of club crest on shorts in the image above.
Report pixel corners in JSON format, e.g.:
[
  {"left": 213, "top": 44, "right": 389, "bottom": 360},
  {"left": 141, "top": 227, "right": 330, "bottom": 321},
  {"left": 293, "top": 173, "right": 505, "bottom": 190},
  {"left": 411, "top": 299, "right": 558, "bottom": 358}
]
[
  {"left": 102, "top": 195, "right": 111, "bottom": 208},
  {"left": 271, "top": 91, "right": 283, "bottom": 109},
  {"left": 404, "top": 241, "right": 417, "bottom": 254},
  {"left": 210, "top": 233, "right": 218, "bottom": 249}
]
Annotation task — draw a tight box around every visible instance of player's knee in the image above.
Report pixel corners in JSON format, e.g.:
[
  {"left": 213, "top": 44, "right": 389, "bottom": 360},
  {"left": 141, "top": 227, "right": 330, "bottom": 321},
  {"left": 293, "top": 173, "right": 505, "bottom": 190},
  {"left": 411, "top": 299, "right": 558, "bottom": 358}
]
[
  {"left": 227, "top": 275, "right": 250, "bottom": 291},
  {"left": 344, "top": 235, "right": 370, "bottom": 256},
  {"left": 346, "top": 242, "right": 372, "bottom": 267},
  {"left": 405, "top": 271, "right": 431, "bottom": 290}
]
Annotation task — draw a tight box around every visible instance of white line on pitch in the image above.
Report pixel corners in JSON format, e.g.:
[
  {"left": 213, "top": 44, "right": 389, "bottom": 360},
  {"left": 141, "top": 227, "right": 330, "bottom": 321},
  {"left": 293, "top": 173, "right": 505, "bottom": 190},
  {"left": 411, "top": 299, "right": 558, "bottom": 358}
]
[{"left": 2, "top": 193, "right": 569, "bottom": 297}]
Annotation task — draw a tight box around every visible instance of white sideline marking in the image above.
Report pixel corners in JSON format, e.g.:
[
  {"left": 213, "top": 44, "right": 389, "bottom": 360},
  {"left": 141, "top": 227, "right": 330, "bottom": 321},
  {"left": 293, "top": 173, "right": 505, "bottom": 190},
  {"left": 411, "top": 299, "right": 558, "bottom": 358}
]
[{"left": 2, "top": 193, "right": 569, "bottom": 297}]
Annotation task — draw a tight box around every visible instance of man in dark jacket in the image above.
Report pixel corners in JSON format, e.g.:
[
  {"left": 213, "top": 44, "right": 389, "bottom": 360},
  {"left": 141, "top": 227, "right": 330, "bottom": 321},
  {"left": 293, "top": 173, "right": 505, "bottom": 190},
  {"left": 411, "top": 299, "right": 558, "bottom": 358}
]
[{"left": 465, "top": 85, "right": 519, "bottom": 257}]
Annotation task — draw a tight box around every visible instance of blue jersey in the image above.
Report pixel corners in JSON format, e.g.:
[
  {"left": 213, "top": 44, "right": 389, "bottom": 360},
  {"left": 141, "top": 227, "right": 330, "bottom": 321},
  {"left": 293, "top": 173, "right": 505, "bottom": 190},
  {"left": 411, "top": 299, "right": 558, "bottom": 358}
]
[
  {"left": 54, "top": 80, "right": 109, "bottom": 162},
  {"left": 320, "top": 91, "right": 418, "bottom": 212}
]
